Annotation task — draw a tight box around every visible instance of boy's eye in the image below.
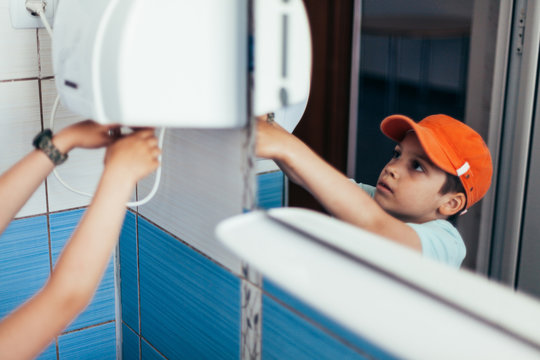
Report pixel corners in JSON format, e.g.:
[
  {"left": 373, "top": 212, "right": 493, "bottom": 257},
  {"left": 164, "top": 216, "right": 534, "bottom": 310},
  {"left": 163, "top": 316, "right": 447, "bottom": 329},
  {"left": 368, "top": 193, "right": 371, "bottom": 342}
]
[
  {"left": 412, "top": 160, "right": 424, "bottom": 172},
  {"left": 392, "top": 149, "right": 401, "bottom": 159}
]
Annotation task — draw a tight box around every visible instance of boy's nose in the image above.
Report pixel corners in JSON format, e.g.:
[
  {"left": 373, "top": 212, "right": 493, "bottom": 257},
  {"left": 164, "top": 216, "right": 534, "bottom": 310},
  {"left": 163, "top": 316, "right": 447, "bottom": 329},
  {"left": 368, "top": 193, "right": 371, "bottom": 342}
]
[{"left": 385, "top": 164, "right": 399, "bottom": 179}]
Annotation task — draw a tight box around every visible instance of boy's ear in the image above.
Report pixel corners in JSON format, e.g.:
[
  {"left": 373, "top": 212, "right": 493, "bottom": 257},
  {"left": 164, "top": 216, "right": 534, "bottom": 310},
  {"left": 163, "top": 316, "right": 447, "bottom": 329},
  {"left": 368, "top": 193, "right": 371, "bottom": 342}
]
[{"left": 439, "top": 192, "right": 467, "bottom": 217}]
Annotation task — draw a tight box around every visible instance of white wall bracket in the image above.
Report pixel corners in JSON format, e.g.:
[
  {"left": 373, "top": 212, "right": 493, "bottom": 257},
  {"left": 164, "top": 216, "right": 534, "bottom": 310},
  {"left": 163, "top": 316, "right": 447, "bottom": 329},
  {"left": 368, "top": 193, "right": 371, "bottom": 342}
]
[{"left": 9, "top": 0, "right": 58, "bottom": 29}]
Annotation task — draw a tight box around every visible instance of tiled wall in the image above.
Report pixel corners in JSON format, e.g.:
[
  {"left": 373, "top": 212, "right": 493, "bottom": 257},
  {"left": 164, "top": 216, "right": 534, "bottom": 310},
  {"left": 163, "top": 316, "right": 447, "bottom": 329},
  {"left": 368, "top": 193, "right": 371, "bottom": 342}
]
[
  {"left": 2, "top": 1, "right": 399, "bottom": 358},
  {"left": 118, "top": 163, "right": 283, "bottom": 359},
  {"left": 0, "top": 0, "right": 116, "bottom": 358},
  {"left": 119, "top": 162, "right": 392, "bottom": 359}
]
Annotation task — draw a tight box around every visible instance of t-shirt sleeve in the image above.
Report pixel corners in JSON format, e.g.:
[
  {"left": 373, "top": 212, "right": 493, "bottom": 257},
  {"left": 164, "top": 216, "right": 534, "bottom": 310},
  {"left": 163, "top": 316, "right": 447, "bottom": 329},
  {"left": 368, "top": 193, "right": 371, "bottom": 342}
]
[
  {"left": 352, "top": 181, "right": 376, "bottom": 197},
  {"left": 407, "top": 220, "right": 466, "bottom": 268}
]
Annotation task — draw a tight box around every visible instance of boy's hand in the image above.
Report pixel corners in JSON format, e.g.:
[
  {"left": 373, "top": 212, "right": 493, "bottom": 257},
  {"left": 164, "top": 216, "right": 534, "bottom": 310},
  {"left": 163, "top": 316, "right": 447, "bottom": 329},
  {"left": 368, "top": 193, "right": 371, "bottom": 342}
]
[
  {"left": 52, "top": 120, "right": 120, "bottom": 154},
  {"left": 255, "top": 114, "right": 293, "bottom": 160},
  {"left": 103, "top": 129, "right": 161, "bottom": 185}
]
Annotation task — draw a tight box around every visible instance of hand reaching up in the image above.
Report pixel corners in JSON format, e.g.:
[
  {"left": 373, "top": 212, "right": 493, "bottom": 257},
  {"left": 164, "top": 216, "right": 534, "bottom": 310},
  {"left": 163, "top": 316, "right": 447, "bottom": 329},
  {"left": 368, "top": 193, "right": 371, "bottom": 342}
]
[{"left": 104, "top": 128, "right": 161, "bottom": 186}]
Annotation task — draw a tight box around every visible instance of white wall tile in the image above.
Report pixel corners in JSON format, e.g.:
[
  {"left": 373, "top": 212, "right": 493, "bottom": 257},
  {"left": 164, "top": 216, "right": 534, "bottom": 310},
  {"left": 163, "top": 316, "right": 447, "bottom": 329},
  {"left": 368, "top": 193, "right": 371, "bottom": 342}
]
[
  {"left": 0, "top": 80, "right": 46, "bottom": 217},
  {"left": 0, "top": 0, "right": 38, "bottom": 80},
  {"left": 41, "top": 79, "right": 105, "bottom": 211},
  {"left": 256, "top": 159, "right": 279, "bottom": 174},
  {"left": 138, "top": 129, "right": 247, "bottom": 275},
  {"left": 38, "top": 28, "right": 53, "bottom": 78}
]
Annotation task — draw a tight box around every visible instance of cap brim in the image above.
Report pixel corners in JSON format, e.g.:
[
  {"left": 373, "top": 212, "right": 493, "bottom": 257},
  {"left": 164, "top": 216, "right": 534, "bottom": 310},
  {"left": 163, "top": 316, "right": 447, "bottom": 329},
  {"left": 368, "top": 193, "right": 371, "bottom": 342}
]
[
  {"left": 380, "top": 115, "right": 456, "bottom": 175},
  {"left": 380, "top": 115, "right": 417, "bottom": 142}
]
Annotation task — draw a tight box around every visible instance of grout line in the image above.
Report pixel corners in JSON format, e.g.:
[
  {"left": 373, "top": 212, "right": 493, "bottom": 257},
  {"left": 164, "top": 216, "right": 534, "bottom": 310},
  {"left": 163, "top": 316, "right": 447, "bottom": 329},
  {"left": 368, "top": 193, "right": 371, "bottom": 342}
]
[
  {"left": 13, "top": 205, "right": 91, "bottom": 221},
  {"left": 36, "top": 29, "right": 42, "bottom": 78},
  {"left": 60, "top": 320, "right": 115, "bottom": 336},
  {"left": 114, "top": 243, "right": 123, "bottom": 359},
  {"left": 121, "top": 321, "right": 143, "bottom": 360},
  {"left": 55, "top": 337, "right": 59, "bottom": 360},
  {"left": 0, "top": 77, "right": 40, "bottom": 83},
  {"left": 45, "top": 211, "right": 54, "bottom": 273},
  {"left": 135, "top": 213, "right": 142, "bottom": 359},
  {"left": 140, "top": 336, "right": 169, "bottom": 360},
  {"left": 121, "top": 321, "right": 137, "bottom": 335},
  {"left": 38, "top": 77, "right": 44, "bottom": 127}
]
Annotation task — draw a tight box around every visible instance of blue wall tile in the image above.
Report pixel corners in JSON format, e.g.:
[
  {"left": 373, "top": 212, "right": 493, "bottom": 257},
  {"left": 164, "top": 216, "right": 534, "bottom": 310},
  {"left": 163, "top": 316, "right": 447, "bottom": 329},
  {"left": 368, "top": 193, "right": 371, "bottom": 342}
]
[
  {"left": 49, "top": 209, "right": 115, "bottom": 332},
  {"left": 263, "top": 279, "right": 398, "bottom": 359},
  {"left": 58, "top": 321, "right": 116, "bottom": 359},
  {"left": 120, "top": 211, "right": 139, "bottom": 332},
  {"left": 138, "top": 217, "right": 241, "bottom": 360},
  {"left": 257, "top": 171, "right": 284, "bottom": 209},
  {"left": 141, "top": 339, "right": 166, "bottom": 360},
  {"left": 263, "top": 295, "right": 370, "bottom": 360},
  {"left": 122, "top": 323, "right": 140, "bottom": 360},
  {"left": 0, "top": 216, "right": 49, "bottom": 319},
  {"left": 37, "top": 341, "right": 57, "bottom": 359}
]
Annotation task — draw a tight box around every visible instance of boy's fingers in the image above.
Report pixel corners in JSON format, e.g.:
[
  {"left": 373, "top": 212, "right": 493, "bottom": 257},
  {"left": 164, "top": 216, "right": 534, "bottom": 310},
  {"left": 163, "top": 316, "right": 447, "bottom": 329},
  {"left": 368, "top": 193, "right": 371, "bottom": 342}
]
[{"left": 107, "top": 127, "right": 122, "bottom": 138}]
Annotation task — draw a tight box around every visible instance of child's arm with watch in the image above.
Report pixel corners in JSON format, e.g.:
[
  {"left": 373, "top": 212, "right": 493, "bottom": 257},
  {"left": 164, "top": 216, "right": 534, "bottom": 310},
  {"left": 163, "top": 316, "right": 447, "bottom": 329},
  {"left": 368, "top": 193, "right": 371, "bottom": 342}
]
[
  {"left": 0, "top": 122, "right": 160, "bottom": 359},
  {"left": 0, "top": 120, "right": 117, "bottom": 234}
]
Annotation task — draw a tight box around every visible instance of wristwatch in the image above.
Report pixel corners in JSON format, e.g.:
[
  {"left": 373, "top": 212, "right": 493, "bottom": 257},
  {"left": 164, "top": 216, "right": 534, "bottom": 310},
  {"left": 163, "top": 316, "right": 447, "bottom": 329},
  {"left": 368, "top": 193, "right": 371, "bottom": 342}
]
[{"left": 32, "top": 129, "right": 68, "bottom": 166}]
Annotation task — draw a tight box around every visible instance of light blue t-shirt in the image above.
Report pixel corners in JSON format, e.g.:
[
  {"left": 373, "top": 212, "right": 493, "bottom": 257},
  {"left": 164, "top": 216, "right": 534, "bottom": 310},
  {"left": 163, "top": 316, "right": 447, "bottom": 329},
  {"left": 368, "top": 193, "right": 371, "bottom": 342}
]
[{"left": 356, "top": 183, "right": 466, "bottom": 268}]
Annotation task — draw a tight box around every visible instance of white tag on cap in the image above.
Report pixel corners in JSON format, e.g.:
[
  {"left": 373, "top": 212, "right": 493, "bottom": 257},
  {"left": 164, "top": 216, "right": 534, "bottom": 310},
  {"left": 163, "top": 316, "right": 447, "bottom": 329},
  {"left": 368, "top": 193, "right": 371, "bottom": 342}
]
[{"left": 456, "top": 162, "right": 470, "bottom": 176}]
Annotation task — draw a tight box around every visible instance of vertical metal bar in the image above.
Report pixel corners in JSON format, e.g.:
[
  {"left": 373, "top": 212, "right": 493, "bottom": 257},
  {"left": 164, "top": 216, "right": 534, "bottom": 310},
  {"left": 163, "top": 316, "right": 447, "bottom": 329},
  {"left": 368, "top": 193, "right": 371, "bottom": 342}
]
[
  {"left": 114, "top": 247, "right": 122, "bottom": 360},
  {"left": 281, "top": 14, "right": 289, "bottom": 79},
  {"left": 242, "top": 1, "right": 262, "bottom": 358},
  {"left": 516, "top": 66, "right": 540, "bottom": 297},
  {"left": 490, "top": 0, "right": 540, "bottom": 286},
  {"left": 474, "top": 0, "right": 515, "bottom": 275},
  {"left": 346, "top": 0, "right": 362, "bottom": 178}
]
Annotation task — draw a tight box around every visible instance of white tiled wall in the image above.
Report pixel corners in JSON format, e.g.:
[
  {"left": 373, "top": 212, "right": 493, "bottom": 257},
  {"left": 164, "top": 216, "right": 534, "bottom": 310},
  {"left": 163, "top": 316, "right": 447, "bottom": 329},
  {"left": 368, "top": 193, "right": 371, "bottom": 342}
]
[
  {"left": 0, "top": 1, "right": 108, "bottom": 216},
  {"left": 0, "top": 0, "right": 38, "bottom": 80},
  {"left": 38, "top": 28, "right": 53, "bottom": 78},
  {"left": 0, "top": 80, "right": 46, "bottom": 217}
]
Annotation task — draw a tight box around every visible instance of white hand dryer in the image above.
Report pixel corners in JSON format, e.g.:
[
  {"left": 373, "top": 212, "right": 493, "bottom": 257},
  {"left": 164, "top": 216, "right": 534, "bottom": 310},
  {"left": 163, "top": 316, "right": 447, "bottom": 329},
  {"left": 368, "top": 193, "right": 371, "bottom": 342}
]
[{"left": 52, "top": 0, "right": 312, "bottom": 129}]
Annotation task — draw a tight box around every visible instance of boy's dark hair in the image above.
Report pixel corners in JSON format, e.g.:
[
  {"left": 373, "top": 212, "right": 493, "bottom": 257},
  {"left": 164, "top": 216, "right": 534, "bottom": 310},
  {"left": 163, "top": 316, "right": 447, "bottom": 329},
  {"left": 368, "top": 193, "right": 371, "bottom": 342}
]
[{"left": 439, "top": 173, "right": 466, "bottom": 225}]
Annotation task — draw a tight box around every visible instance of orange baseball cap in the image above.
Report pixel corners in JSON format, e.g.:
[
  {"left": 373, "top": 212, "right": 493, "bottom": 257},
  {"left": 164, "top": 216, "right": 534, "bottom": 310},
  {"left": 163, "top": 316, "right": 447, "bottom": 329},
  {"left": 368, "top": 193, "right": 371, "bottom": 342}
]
[{"left": 380, "top": 114, "right": 493, "bottom": 210}]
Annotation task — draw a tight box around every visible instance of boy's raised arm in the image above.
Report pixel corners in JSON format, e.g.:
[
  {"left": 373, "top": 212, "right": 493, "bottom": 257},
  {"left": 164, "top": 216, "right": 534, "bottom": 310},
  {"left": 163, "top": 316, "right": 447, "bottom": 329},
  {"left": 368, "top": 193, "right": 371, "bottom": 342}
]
[{"left": 256, "top": 117, "right": 422, "bottom": 250}]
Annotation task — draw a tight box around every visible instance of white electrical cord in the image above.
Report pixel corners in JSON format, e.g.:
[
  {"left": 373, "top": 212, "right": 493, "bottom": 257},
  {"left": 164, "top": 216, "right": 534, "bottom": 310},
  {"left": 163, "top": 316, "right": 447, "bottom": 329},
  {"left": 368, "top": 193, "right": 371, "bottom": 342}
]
[
  {"left": 36, "top": 9, "right": 53, "bottom": 37},
  {"left": 50, "top": 95, "right": 167, "bottom": 207},
  {"left": 36, "top": 0, "right": 166, "bottom": 208},
  {"left": 25, "top": 0, "right": 53, "bottom": 37}
]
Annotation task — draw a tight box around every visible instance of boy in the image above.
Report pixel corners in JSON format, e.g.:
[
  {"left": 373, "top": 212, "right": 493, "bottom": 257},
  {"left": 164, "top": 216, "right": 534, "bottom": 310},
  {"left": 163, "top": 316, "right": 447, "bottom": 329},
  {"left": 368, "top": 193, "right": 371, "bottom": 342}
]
[
  {"left": 256, "top": 113, "right": 492, "bottom": 268},
  {"left": 0, "top": 121, "right": 160, "bottom": 359}
]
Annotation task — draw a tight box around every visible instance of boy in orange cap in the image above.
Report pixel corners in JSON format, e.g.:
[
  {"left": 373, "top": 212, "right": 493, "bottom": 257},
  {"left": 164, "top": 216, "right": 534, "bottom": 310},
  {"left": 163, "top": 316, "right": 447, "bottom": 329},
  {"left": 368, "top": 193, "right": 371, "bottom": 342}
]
[{"left": 256, "top": 114, "right": 493, "bottom": 267}]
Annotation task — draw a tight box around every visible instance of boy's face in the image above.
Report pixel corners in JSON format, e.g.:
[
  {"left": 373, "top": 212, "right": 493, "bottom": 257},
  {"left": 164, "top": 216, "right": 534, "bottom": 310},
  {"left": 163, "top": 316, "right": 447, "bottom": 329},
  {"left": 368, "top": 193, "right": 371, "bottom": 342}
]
[{"left": 374, "top": 132, "right": 450, "bottom": 223}]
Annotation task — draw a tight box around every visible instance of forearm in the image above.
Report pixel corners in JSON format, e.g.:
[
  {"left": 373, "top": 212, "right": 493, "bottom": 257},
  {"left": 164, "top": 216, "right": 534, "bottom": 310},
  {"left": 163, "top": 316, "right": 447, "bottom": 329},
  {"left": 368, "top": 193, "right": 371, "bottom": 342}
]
[
  {"left": 278, "top": 137, "right": 383, "bottom": 223},
  {"left": 0, "top": 151, "right": 54, "bottom": 233},
  {"left": 0, "top": 168, "right": 132, "bottom": 359},
  {"left": 276, "top": 136, "right": 421, "bottom": 248},
  {"left": 50, "top": 167, "right": 132, "bottom": 305},
  {"left": 0, "top": 128, "right": 80, "bottom": 234}
]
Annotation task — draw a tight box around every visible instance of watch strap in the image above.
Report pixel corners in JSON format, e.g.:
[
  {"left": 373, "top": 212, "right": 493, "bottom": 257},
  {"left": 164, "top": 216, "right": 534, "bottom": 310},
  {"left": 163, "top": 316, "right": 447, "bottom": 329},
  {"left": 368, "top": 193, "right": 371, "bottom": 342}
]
[{"left": 32, "top": 129, "right": 68, "bottom": 166}]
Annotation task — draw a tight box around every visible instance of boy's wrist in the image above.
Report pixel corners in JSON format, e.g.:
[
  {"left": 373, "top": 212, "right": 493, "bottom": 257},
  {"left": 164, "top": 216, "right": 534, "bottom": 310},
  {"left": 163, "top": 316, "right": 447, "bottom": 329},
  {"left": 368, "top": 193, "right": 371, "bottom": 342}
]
[
  {"left": 101, "top": 165, "right": 137, "bottom": 192},
  {"left": 277, "top": 135, "right": 304, "bottom": 164}
]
